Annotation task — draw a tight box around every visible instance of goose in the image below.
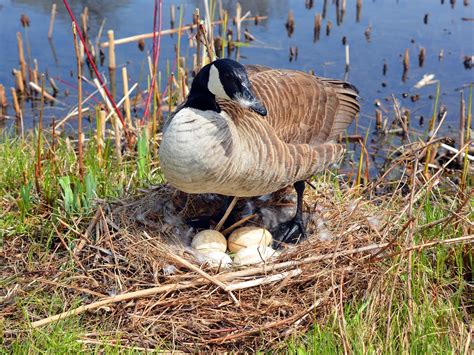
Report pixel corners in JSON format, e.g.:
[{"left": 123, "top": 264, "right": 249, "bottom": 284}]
[{"left": 159, "top": 58, "right": 359, "bottom": 243}]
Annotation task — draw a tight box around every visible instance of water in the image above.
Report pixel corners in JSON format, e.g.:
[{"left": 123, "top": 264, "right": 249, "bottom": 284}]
[{"left": 0, "top": 0, "right": 473, "bottom": 137}]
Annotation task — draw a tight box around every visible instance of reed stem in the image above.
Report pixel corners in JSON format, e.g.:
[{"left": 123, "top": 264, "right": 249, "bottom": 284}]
[
  {"left": 461, "top": 84, "right": 472, "bottom": 189},
  {"left": 424, "top": 82, "right": 440, "bottom": 178},
  {"left": 16, "top": 32, "right": 27, "bottom": 86},
  {"left": 48, "top": 3, "right": 57, "bottom": 39},
  {"left": 35, "top": 74, "right": 45, "bottom": 194},
  {"left": 73, "top": 25, "right": 84, "bottom": 181},
  {"left": 122, "top": 67, "right": 132, "bottom": 129}
]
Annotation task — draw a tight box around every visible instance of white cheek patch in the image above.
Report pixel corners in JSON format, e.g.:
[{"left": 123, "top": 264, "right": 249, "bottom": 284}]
[{"left": 208, "top": 64, "right": 231, "bottom": 100}]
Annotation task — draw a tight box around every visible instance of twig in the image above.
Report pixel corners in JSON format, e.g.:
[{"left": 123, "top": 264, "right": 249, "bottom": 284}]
[
  {"left": 440, "top": 143, "right": 474, "bottom": 161},
  {"left": 221, "top": 213, "right": 257, "bottom": 235},
  {"left": 225, "top": 269, "right": 301, "bottom": 291},
  {"left": 215, "top": 196, "right": 238, "bottom": 231},
  {"left": 28, "top": 82, "right": 62, "bottom": 104},
  {"left": 30, "top": 279, "right": 206, "bottom": 328},
  {"left": 100, "top": 16, "right": 268, "bottom": 48},
  {"left": 165, "top": 250, "right": 239, "bottom": 305},
  {"left": 166, "top": 251, "right": 226, "bottom": 290}
]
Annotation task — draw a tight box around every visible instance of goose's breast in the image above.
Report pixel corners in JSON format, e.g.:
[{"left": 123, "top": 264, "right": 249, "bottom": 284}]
[{"left": 159, "top": 108, "right": 234, "bottom": 193}]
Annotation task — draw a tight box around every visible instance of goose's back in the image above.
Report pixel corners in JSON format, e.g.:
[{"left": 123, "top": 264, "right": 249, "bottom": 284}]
[{"left": 242, "top": 68, "right": 359, "bottom": 145}]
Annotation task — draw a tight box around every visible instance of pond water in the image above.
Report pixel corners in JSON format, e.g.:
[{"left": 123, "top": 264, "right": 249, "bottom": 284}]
[{"left": 0, "top": 0, "right": 473, "bottom": 141}]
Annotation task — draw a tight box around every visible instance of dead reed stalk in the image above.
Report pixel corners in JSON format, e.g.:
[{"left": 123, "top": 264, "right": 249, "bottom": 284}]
[
  {"left": 356, "top": 0, "right": 362, "bottom": 22},
  {"left": 10, "top": 87, "right": 22, "bottom": 135},
  {"left": 170, "top": 4, "right": 175, "bottom": 29},
  {"left": 424, "top": 82, "right": 440, "bottom": 178},
  {"left": 16, "top": 32, "right": 27, "bottom": 85},
  {"left": 326, "top": 20, "right": 332, "bottom": 36},
  {"left": 34, "top": 74, "right": 45, "bottom": 194},
  {"left": 0, "top": 84, "right": 6, "bottom": 112},
  {"left": 122, "top": 67, "right": 132, "bottom": 129},
  {"left": 314, "top": 13, "right": 322, "bottom": 42},
  {"left": 461, "top": 85, "right": 472, "bottom": 189},
  {"left": 418, "top": 47, "right": 426, "bottom": 67},
  {"left": 48, "top": 3, "right": 57, "bottom": 39},
  {"left": 285, "top": 10, "right": 295, "bottom": 37},
  {"left": 12, "top": 69, "right": 25, "bottom": 94}
]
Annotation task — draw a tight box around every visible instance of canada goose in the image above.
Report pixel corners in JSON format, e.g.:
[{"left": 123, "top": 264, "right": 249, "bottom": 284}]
[{"left": 159, "top": 59, "right": 359, "bottom": 243}]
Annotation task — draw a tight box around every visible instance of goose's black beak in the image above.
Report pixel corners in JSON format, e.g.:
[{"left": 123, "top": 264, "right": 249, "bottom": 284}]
[
  {"left": 249, "top": 100, "right": 268, "bottom": 116},
  {"left": 239, "top": 84, "right": 267, "bottom": 117}
]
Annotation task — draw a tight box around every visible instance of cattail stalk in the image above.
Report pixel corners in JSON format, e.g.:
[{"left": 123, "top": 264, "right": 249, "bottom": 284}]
[
  {"left": 424, "top": 82, "right": 440, "bottom": 178},
  {"left": 194, "top": 9, "right": 202, "bottom": 70},
  {"left": 170, "top": 4, "right": 175, "bottom": 29},
  {"left": 314, "top": 13, "right": 322, "bottom": 42},
  {"left": 81, "top": 7, "right": 89, "bottom": 37},
  {"left": 73, "top": 25, "right": 84, "bottom": 181},
  {"left": 356, "top": 0, "right": 362, "bottom": 22},
  {"left": 122, "top": 67, "right": 132, "bottom": 129},
  {"left": 16, "top": 32, "right": 27, "bottom": 85},
  {"left": 107, "top": 30, "right": 116, "bottom": 99},
  {"left": 345, "top": 44, "right": 350, "bottom": 69},
  {"left": 0, "top": 84, "right": 7, "bottom": 110},
  {"left": 10, "top": 87, "right": 22, "bottom": 135},
  {"left": 326, "top": 21, "right": 332, "bottom": 36},
  {"left": 112, "top": 113, "right": 122, "bottom": 163},
  {"left": 49, "top": 77, "right": 59, "bottom": 94},
  {"left": 418, "top": 47, "right": 426, "bottom": 67},
  {"left": 96, "top": 106, "right": 105, "bottom": 166},
  {"left": 461, "top": 85, "right": 472, "bottom": 189},
  {"left": 403, "top": 48, "right": 410, "bottom": 71},
  {"left": 35, "top": 75, "right": 45, "bottom": 193},
  {"left": 176, "top": 5, "right": 184, "bottom": 95},
  {"left": 48, "top": 3, "right": 57, "bottom": 39},
  {"left": 376, "top": 109, "right": 383, "bottom": 130},
  {"left": 235, "top": 3, "right": 242, "bottom": 42},
  {"left": 13, "top": 69, "right": 25, "bottom": 94},
  {"left": 32, "top": 59, "right": 39, "bottom": 86},
  {"left": 458, "top": 91, "right": 465, "bottom": 164}
]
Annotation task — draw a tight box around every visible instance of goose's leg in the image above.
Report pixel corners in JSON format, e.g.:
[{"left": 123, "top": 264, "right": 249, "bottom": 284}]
[{"left": 274, "top": 180, "right": 307, "bottom": 244}]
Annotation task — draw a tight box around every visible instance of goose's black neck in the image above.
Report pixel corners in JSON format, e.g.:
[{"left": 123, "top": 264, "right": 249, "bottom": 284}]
[{"left": 183, "top": 65, "right": 221, "bottom": 113}]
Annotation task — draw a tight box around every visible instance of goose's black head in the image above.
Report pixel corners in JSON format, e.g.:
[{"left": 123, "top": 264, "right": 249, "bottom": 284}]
[{"left": 185, "top": 58, "right": 267, "bottom": 116}]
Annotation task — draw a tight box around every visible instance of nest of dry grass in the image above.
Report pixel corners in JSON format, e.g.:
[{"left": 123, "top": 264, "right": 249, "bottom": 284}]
[{"left": 3, "top": 182, "right": 414, "bottom": 351}]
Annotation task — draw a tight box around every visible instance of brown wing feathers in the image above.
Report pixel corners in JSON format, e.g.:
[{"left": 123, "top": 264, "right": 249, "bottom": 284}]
[
  {"left": 216, "top": 68, "right": 359, "bottom": 189},
  {"left": 248, "top": 70, "right": 359, "bottom": 146}
]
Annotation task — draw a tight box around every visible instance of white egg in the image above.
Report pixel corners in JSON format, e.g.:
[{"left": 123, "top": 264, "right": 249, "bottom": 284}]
[
  {"left": 233, "top": 245, "right": 278, "bottom": 266},
  {"left": 228, "top": 227, "right": 272, "bottom": 253},
  {"left": 191, "top": 229, "right": 227, "bottom": 253},
  {"left": 195, "top": 250, "right": 232, "bottom": 268}
]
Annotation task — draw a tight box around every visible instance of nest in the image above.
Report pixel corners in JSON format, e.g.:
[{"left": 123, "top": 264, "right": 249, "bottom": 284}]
[{"left": 6, "top": 182, "right": 400, "bottom": 351}]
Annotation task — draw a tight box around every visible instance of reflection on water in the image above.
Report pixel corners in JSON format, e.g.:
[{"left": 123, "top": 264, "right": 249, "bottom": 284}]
[{"left": 11, "top": 0, "right": 131, "bottom": 31}]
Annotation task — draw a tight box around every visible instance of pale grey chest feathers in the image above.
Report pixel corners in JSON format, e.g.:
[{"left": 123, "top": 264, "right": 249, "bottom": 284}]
[{"left": 159, "top": 108, "right": 237, "bottom": 194}]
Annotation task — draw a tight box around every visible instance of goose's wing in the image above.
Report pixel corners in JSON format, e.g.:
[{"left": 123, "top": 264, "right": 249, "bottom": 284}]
[{"left": 247, "top": 69, "right": 359, "bottom": 145}]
